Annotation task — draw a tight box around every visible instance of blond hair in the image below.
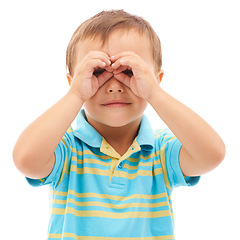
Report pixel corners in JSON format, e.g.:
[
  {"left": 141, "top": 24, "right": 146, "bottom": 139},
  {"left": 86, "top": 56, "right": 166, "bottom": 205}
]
[{"left": 66, "top": 10, "right": 162, "bottom": 75}]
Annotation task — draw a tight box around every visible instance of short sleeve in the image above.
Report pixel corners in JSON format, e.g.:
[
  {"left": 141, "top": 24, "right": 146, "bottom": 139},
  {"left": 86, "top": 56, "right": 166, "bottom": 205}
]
[
  {"left": 26, "top": 127, "right": 74, "bottom": 189},
  {"left": 156, "top": 129, "right": 200, "bottom": 190}
]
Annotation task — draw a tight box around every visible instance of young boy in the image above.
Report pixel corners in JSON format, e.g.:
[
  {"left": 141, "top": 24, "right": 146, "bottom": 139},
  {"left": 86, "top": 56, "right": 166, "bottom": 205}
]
[{"left": 13, "top": 10, "right": 225, "bottom": 239}]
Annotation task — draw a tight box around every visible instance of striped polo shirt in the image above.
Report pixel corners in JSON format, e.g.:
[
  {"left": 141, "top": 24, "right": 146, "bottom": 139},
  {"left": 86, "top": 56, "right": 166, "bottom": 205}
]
[{"left": 27, "top": 109, "right": 200, "bottom": 239}]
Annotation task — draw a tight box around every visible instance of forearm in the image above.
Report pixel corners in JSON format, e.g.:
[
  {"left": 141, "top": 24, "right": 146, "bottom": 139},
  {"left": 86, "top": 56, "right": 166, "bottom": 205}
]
[
  {"left": 13, "top": 91, "right": 83, "bottom": 174},
  {"left": 148, "top": 86, "right": 225, "bottom": 174}
]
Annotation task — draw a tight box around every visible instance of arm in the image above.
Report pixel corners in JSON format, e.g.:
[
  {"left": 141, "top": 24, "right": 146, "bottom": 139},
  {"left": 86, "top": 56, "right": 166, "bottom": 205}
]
[
  {"left": 13, "top": 92, "right": 83, "bottom": 179},
  {"left": 148, "top": 87, "right": 226, "bottom": 176},
  {"left": 13, "top": 51, "right": 112, "bottom": 179},
  {"left": 111, "top": 52, "right": 225, "bottom": 177}
]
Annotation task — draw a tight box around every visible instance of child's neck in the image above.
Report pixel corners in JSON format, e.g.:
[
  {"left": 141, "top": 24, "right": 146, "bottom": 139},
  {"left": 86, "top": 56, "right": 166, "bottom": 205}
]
[
  {"left": 87, "top": 118, "right": 142, "bottom": 156},
  {"left": 102, "top": 124, "right": 140, "bottom": 156}
]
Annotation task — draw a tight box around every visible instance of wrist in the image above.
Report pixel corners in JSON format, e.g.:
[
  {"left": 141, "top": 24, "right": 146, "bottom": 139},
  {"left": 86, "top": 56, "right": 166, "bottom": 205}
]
[
  {"left": 147, "top": 85, "right": 164, "bottom": 105},
  {"left": 66, "top": 89, "right": 85, "bottom": 110},
  {"left": 67, "top": 88, "right": 86, "bottom": 105}
]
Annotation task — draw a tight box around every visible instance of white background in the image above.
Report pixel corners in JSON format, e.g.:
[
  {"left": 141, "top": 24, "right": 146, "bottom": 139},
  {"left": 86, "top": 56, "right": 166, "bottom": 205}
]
[{"left": 1, "top": 0, "right": 239, "bottom": 239}]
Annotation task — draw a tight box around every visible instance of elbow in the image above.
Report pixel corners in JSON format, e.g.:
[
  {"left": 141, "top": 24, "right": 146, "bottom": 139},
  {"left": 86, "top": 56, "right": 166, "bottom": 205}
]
[
  {"left": 12, "top": 145, "right": 31, "bottom": 174},
  {"left": 216, "top": 139, "right": 226, "bottom": 163},
  {"left": 210, "top": 140, "right": 226, "bottom": 169},
  {"left": 13, "top": 144, "right": 55, "bottom": 179},
  {"left": 13, "top": 143, "right": 39, "bottom": 177},
  {"left": 199, "top": 140, "right": 226, "bottom": 175}
]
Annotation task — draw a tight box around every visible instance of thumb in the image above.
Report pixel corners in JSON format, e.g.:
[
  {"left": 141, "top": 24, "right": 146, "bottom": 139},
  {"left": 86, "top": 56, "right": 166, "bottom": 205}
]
[
  {"left": 113, "top": 72, "right": 131, "bottom": 88},
  {"left": 97, "top": 71, "right": 114, "bottom": 87}
]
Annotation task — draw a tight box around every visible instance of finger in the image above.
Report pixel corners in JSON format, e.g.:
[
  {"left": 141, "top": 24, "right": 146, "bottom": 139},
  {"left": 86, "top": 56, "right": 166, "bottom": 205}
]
[
  {"left": 87, "top": 51, "right": 111, "bottom": 66},
  {"left": 111, "top": 53, "right": 139, "bottom": 69},
  {"left": 105, "top": 65, "right": 114, "bottom": 73},
  {"left": 113, "top": 65, "right": 129, "bottom": 75},
  {"left": 111, "top": 57, "right": 131, "bottom": 73},
  {"left": 114, "top": 72, "right": 131, "bottom": 88},
  {"left": 93, "top": 65, "right": 114, "bottom": 78},
  {"left": 91, "top": 60, "right": 107, "bottom": 71},
  {"left": 80, "top": 59, "right": 106, "bottom": 79},
  {"left": 110, "top": 52, "right": 135, "bottom": 63},
  {"left": 97, "top": 71, "right": 114, "bottom": 87}
]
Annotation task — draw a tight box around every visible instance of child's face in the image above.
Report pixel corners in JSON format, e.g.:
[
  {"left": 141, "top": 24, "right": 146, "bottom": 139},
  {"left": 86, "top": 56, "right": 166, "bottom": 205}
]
[{"left": 74, "top": 29, "right": 157, "bottom": 128}]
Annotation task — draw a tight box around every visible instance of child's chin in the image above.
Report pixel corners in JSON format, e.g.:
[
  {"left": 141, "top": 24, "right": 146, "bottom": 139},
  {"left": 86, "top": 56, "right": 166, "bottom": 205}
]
[
  {"left": 100, "top": 117, "right": 130, "bottom": 128},
  {"left": 102, "top": 117, "right": 139, "bottom": 128},
  {"left": 104, "top": 121, "right": 129, "bottom": 128}
]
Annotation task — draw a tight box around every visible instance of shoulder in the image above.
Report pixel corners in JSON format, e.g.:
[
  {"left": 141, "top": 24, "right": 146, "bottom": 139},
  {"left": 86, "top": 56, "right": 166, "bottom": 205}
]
[
  {"left": 154, "top": 129, "right": 176, "bottom": 142},
  {"left": 61, "top": 126, "right": 80, "bottom": 146}
]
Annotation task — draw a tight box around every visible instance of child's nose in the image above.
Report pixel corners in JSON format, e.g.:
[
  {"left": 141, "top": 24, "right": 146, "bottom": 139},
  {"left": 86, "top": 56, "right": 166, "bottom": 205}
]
[{"left": 105, "top": 77, "right": 124, "bottom": 93}]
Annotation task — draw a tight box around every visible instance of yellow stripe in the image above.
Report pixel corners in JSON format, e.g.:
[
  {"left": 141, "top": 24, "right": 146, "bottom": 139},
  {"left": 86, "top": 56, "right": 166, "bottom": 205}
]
[
  {"left": 57, "top": 138, "right": 69, "bottom": 186},
  {"left": 128, "top": 152, "right": 156, "bottom": 161},
  {"left": 159, "top": 144, "right": 171, "bottom": 190},
  {"left": 159, "top": 137, "right": 175, "bottom": 191},
  {"left": 154, "top": 129, "right": 166, "bottom": 138},
  {"left": 71, "top": 156, "right": 110, "bottom": 166},
  {"left": 69, "top": 147, "right": 167, "bottom": 172},
  {"left": 49, "top": 233, "right": 174, "bottom": 240},
  {"left": 51, "top": 190, "right": 167, "bottom": 201},
  {"left": 69, "top": 147, "right": 110, "bottom": 160},
  {"left": 70, "top": 165, "right": 109, "bottom": 176},
  {"left": 67, "top": 127, "right": 73, "bottom": 134},
  {"left": 72, "top": 156, "right": 161, "bottom": 169},
  {"left": 70, "top": 150, "right": 159, "bottom": 163},
  {"left": 48, "top": 233, "right": 62, "bottom": 238},
  {"left": 68, "top": 134, "right": 175, "bottom": 165},
  {"left": 52, "top": 207, "right": 171, "bottom": 219},
  {"left": 70, "top": 148, "right": 161, "bottom": 163},
  {"left": 126, "top": 161, "right": 153, "bottom": 169},
  {"left": 51, "top": 198, "right": 169, "bottom": 209},
  {"left": 70, "top": 165, "right": 163, "bottom": 179}
]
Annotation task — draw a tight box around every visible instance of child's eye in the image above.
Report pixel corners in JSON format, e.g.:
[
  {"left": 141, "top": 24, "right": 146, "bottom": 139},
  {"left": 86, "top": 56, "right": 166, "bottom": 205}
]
[
  {"left": 93, "top": 68, "right": 105, "bottom": 77},
  {"left": 122, "top": 69, "right": 133, "bottom": 77}
]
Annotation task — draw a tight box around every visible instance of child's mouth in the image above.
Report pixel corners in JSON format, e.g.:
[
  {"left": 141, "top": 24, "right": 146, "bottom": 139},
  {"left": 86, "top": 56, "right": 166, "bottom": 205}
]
[{"left": 102, "top": 100, "right": 131, "bottom": 107}]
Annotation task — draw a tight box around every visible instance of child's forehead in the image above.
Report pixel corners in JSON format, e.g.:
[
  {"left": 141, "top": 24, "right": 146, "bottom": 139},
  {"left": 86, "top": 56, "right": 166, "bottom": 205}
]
[{"left": 76, "top": 29, "right": 151, "bottom": 56}]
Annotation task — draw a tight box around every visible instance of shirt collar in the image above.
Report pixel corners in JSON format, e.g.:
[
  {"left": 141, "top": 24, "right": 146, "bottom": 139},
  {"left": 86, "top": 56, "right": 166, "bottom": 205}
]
[
  {"left": 136, "top": 114, "right": 155, "bottom": 151},
  {"left": 73, "top": 109, "right": 155, "bottom": 151},
  {"left": 73, "top": 109, "right": 103, "bottom": 148}
]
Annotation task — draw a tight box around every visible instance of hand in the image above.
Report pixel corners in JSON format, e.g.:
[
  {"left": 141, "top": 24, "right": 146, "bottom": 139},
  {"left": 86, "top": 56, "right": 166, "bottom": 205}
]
[
  {"left": 68, "top": 51, "right": 113, "bottom": 102},
  {"left": 110, "top": 52, "right": 160, "bottom": 101}
]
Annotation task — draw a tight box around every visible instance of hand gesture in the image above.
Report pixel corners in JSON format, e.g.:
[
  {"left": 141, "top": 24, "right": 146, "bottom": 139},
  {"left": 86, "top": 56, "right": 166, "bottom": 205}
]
[
  {"left": 68, "top": 51, "right": 113, "bottom": 102},
  {"left": 110, "top": 52, "right": 161, "bottom": 101}
]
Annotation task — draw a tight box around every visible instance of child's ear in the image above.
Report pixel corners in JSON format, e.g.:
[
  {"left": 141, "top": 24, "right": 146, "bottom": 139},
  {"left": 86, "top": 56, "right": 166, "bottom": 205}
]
[
  {"left": 156, "top": 70, "right": 164, "bottom": 84},
  {"left": 66, "top": 73, "right": 73, "bottom": 86}
]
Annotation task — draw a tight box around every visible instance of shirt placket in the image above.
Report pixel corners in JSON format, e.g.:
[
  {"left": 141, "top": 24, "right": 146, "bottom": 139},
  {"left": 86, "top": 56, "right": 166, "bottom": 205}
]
[{"left": 100, "top": 139, "right": 141, "bottom": 189}]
